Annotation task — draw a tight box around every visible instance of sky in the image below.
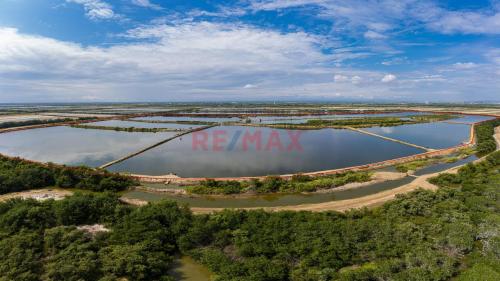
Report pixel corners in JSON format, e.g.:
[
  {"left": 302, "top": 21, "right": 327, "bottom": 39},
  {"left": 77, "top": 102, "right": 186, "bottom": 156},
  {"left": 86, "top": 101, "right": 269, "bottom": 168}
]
[{"left": 0, "top": 0, "right": 499, "bottom": 103}]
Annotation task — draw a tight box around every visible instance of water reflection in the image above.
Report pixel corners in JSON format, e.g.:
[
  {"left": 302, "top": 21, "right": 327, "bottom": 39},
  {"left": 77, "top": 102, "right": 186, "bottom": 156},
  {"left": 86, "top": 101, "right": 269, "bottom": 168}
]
[
  {"left": 365, "top": 123, "right": 470, "bottom": 149},
  {"left": 0, "top": 126, "right": 175, "bottom": 167},
  {"left": 109, "top": 126, "right": 423, "bottom": 177},
  {"left": 88, "top": 120, "right": 203, "bottom": 130}
]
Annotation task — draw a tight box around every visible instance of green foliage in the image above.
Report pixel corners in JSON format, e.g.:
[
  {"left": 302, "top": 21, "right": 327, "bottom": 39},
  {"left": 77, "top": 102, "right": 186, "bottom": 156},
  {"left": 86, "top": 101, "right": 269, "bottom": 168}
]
[
  {"left": 185, "top": 171, "right": 373, "bottom": 195},
  {"left": 0, "top": 193, "right": 187, "bottom": 280},
  {"left": 474, "top": 118, "right": 500, "bottom": 156},
  {"left": 0, "top": 154, "right": 137, "bottom": 194},
  {"left": 0, "top": 118, "right": 93, "bottom": 129}
]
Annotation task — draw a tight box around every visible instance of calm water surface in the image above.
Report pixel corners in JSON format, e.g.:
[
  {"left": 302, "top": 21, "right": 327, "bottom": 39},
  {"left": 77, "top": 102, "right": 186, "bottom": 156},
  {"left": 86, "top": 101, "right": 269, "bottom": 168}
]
[
  {"left": 448, "top": 115, "right": 496, "bottom": 123},
  {"left": 364, "top": 123, "right": 470, "bottom": 149},
  {"left": 131, "top": 116, "right": 240, "bottom": 122},
  {"left": 88, "top": 120, "right": 203, "bottom": 130},
  {"left": 0, "top": 126, "right": 175, "bottom": 167},
  {"left": 109, "top": 126, "right": 423, "bottom": 177}
]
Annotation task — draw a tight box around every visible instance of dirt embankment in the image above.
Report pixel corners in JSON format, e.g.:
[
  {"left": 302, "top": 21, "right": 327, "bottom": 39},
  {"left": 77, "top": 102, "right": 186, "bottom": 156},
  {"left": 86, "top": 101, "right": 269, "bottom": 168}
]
[{"left": 0, "top": 189, "right": 73, "bottom": 202}]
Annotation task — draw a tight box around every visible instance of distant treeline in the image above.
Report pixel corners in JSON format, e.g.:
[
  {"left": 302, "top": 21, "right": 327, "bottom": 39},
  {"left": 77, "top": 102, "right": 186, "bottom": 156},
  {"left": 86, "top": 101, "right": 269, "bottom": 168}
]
[
  {"left": 0, "top": 155, "right": 136, "bottom": 194},
  {"left": 474, "top": 118, "right": 500, "bottom": 156},
  {"left": 71, "top": 124, "right": 182, "bottom": 133},
  {"left": 0, "top": 117, "right": 94, "bottom": 129},
  {"left": 185, "top": 171, "right": 372, "bottom": 195}
]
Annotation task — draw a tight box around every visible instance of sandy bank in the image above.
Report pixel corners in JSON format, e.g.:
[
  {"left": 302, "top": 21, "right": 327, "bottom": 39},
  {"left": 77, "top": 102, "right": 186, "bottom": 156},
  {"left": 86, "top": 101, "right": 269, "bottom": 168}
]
[{"left": 0, "top": 189, "right": 73, "bottom": 202}]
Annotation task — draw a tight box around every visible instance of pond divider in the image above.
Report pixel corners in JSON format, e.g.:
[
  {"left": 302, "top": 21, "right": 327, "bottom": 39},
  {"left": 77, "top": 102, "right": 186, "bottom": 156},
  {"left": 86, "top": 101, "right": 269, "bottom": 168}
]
[
  {"left": 99, "top": 124, "right": 217, "bottom": 169},
  {"left": 345, "top": 126, "right": 434, "bottom": 151}
]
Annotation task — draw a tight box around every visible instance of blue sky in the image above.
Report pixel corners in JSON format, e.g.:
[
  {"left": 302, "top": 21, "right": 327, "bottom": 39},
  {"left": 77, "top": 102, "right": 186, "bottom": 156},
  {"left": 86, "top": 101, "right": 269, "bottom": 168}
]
[{"left": 0, "top": 0, "right": 499, "bottom": 102}]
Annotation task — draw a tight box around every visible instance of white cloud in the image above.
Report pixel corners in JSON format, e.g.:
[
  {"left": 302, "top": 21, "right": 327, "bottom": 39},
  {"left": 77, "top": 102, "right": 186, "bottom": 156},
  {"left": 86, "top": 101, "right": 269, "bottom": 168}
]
[
  {"left": 333, "top": 74, "right": 349, "bottom": 82},
  {"left": 453, "top": 62, "right": 478, "bottom": 69},
  {"left": 422, "top": 9, "right": 500, "bottom": 35},
  {"left": 1, "top": 22, "right": 499, "bottom": 102},
  {"left": 381, "top": 74, "right": 396, "bottom": 82},
  {"left": 66, "top": 0, "right": 118, "bottom": 20},
  {"left": 364, "top": 30, "right": 387, "bottom": 40},
  {"left": 131, "top": 0, "right": 162, "bottom": 10},
  {"left": 250, "top": 0, "right": 500, "bottom": 35},
  {"left": 351, "top": 75, "right": 362, "bottom": 84}
]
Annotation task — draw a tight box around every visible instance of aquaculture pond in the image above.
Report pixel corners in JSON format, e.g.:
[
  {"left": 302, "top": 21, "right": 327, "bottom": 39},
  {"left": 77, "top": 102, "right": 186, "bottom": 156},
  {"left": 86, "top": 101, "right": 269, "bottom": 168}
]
[
  {"left": 121, "top": 155, "right": 478, "bottom": 208},
  {"left": 448, "top": 115, "right": 496, "bottom": 123},
  {"left": 247, "top": 111, "right": 427, "bottom": 124},
  {"left": 364, "top": 122, "right": 471, "bottom": 149},
  {"left": 0, "top": 126, "right": 176, "bottom": 167},
  {"left": 131, "top": 116, "right": 241, "bottom": 123},
  {"left": 87, "top": 120, "right": 204, "bottom": 130},
  {"left": 108, "top": 126, "right": 424, "bottom": 177}
]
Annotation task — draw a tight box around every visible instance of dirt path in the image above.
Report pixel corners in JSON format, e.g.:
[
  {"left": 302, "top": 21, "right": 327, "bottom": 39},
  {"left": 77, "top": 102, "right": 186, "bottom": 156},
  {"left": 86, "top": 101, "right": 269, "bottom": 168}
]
[{"left": 495, "top": 126, "right": 500, "bottom": 149}]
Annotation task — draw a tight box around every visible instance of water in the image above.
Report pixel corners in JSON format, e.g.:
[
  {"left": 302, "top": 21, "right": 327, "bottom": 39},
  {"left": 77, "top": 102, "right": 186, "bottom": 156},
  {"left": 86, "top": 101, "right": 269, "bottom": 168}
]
[
  {"left": 169, "top": 256, "right": 212, "bottom": 281},
  {"left": 248, "top": 111, "right": 426, "bottom": 124},
  {"left": 122, "top": 155, "right": 477, "bottom": 208},
  {"left": 0, "top": 126, "right": 176, "bottom": 167},
  {"left": 87, "top": 120, "right": 203, "bottom": 130},
  {"left": 109, "top": 126, "right": 423, "bottom": 177},
  {"left": 131, "top": 116, "right": 240, "bottom": 123},
  {"left": 448, "top": 115, "right": 496, "bottom": 123},
  {"left": 364, "top": 123, "right": 470, "bottom": 149}
]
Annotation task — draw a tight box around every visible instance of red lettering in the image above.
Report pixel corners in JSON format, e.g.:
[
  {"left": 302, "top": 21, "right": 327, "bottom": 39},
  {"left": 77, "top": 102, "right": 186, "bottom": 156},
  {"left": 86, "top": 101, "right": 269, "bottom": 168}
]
[
  {"left": 192, "top": 131, "right": 208, "bottom": 150},
  {"left": 242, "top": 130, "right": 262, "bottom": 151},
  {"left": 265, "top": 130, "right": 284, "bottom": 151}
]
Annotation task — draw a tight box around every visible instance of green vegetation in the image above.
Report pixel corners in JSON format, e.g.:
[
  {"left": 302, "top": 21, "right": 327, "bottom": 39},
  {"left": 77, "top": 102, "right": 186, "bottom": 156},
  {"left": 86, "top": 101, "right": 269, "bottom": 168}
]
[
  {"left": 185, "top": 171, "right": 373, "bottom": 195},
  {"left": 303, "top": 114, "right": 457, "bottom": 128},
  {"left": 71, "top": 124, "right": 182, "bottom": 133},
  {"left": 0, "top": 155, "right": 136, "bottom": 194},
  {"left": 0, "top": 193, "right": 191, "bottom": 281},
  {"left": 184, "top": 151, "right": 500, "bottom": 280},
  {"left": 0, "top": 117, "right": 93, "bottom": 129},
  {"left": 255, "top": 114, "right": 458, "bottom": 129},
  {"left": 474, "top": 118, "right": 500, "bottom": 156},
  {"left": 2, "top": 151, "right": 498, "bottom": 280},
  {"left": 394, "top": 150, "right": 475, "bottom": 173}
]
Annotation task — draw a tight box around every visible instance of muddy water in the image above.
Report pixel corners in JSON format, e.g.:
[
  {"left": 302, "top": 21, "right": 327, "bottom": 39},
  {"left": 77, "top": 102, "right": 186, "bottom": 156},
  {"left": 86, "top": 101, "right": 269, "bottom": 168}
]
[{"left": 169, "top": 256, "right": 212, "bottom": 281}]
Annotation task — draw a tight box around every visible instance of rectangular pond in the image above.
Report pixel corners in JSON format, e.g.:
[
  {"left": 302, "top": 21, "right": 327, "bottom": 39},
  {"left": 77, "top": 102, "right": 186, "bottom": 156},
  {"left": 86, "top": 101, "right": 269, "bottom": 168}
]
[
  {"left": 364, "top": 122, "right": 471, "bottom": 149},
  {"left": 130, "top": 116, "right": 241, "bottom": 123},
  {"left": 87, "top": 120, "right": 204, "bottom": 130},
  {"left": 0, "top": 126, "right": 176, "bottom": 167},
  {"left": 448, "top": 115, "right": 496, "bottom": 123},
  {"left": 108, "top": 125, "right": 424, "bottom": 177},
  {"left": 247, "top": 111, "right": 427, "bottom": 124}
]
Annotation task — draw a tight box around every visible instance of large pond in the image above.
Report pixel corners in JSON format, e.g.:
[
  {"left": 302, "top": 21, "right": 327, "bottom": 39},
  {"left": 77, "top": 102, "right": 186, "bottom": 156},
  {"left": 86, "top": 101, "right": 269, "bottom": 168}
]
[
  {"left": 364, "top": 123, "right": 470, "bottom": 149},
  {"left": 131, "top": 116, "right": 241, "bottom": 123},
  {"left": 108, "top": 126, "right": 423, "bottom": 177},
  {"left": 0, "top": 126, "right": 175, "bottom": 167},
  {"left": 448, "top": 115, "right": 496, "bottom": 123},
  {"left": 247, "top": 111, "right": 427, "bottom": 124},
  {"left": 122, "top": 155, "right": 477, "bottom": 208},
  {"left": 88, "top": 120, "right": 204, "bottom": 130}
]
